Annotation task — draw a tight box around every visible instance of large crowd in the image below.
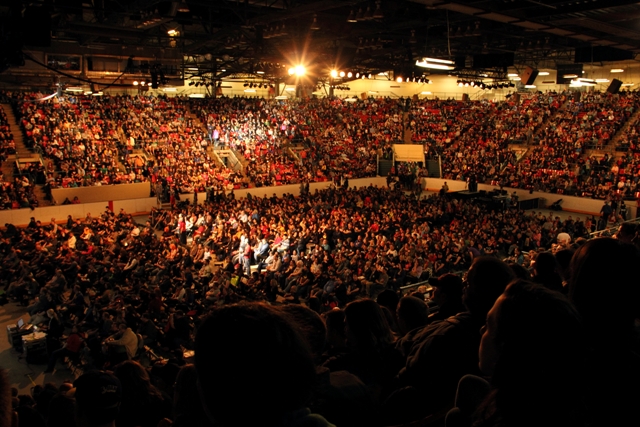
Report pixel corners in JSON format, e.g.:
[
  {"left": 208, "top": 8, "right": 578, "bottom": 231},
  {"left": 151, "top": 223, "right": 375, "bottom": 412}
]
[
  {"left": 409, "top": 92, "right": 562, "bottom": 183},
  {"left": 0, "top": 89, "right": 638, "bottom": 209},
  {"left": 0, "top": 107, "right": 40, "bottom": 210},
  {"left": 2, "top": 184, "right": 639, "bottom": 427}
]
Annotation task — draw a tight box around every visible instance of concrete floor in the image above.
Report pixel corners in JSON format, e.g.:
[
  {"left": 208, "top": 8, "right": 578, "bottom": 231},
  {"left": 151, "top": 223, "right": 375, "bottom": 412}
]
[{"left": 0, "top": 302, "right": 77, "bottom": 395}]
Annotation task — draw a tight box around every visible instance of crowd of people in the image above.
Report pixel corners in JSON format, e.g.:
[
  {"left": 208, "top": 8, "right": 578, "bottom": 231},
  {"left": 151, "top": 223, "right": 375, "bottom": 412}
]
[
  {"left": 500, "top": 90, "right": 640, "bottom": 197},
  {"left": 0, "top": 89, "right": 638, "bottom": 210},
  {"left": 2, "top": 183, "right": 639, "bottom": 426},
  {"left": 409, "top": 92, "right": 562, "bottom": 184}
]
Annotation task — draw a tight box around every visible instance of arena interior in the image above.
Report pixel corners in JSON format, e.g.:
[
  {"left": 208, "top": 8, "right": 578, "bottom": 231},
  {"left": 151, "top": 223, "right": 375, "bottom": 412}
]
[{"left": 0, "top": 1, "right": 640, "bottom": 427}]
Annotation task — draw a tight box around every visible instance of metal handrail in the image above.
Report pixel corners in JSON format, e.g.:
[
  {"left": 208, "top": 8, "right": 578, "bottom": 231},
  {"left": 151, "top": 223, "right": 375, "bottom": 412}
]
[{"left": 589, "top": 216, "right": 640, "bottom": 239}]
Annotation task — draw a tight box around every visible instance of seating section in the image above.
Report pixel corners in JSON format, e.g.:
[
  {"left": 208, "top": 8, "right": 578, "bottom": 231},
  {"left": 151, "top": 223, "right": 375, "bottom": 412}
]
[
  {"left": 5, "top": 90, "right": 640, "bottom": 204},
  {"left": 409, "top": 93, "right": 563, "bottom": 183}
]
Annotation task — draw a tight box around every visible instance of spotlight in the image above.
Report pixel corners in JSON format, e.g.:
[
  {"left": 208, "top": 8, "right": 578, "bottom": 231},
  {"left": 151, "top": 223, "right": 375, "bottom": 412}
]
[
  {"left": 133, "top": 81, "right": 139, "bottom": 86},
  {"left": 347, "top": 72, "right": 352, "bottom": 78},
  {"left": 140, "top": 81, "right": 146, "bottom": 86},
  {"left": 288, "top": 67, "right": 295, "bottom": 75},
  {"left": 330, "top": 69, "right": 338, "bottom": 78},
  {"left": 339, "top": 71, "right": 345, "bottom": 77},
  {"left": 396, "top": 77, "right": 403, "bottom": 83},
  {"left": 188, "top": 81, "right": 194, "bottom": 86},
  {"left": 244, "top": 81, "right": 249, "bottom": 87},
  {"left": 356, "top": 73, "right": 360, "bottom": 78},
  {"left": 294, "top": 65, "right": 306, "bottom": 76}
]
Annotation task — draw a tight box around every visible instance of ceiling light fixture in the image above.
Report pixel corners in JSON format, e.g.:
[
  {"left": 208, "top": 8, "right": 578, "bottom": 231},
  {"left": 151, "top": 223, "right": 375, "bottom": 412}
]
[
  {"left": 373, "top": 0, "right": 384, "bottom": 19},
  {"left": 294, "top": 65, "right": 306, "bottom": 76},
  {"left": 347, "top": 10, "right": 357, "bottom": 23},
  {"left": 311, "top": 14, "right": 320, "bottom": 30},
  {"left": 176, "top": 0, "right": 190, "bottom": 13},
  {"left": 415, "top": 57, "right": 455, "bottom": 70},
  {"left": 611, "top": 69, "right": 624, "bottom": 73}
]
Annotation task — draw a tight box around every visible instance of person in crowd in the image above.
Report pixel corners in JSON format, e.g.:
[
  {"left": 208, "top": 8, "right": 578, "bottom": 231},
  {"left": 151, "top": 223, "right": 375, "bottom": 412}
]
[
  {"left": 395, "top": 296, "right": 431, "bottom": 358},
  {"left": 390, "top": 257, "right": 516, "bottom": 424},
  {"left": 195, "top": 302, "right": 334, "bottom": 427},
  {"left": 104, "top": 323, "right": 138, "bottom": 365},
  {"left": 447, "top": 280, "right": 588, "bottom": 427},
  {"left": 567, "top": 237, "right": 640, "bottom": 426},
  {"left": 427, "top": 273, "right": 465, "bottom": 322},
  {"left": 44, "top": 324, "right": 85, "bottom": 373},
  {"left": 170, "top": 365, "right": 212, "bottom": 427},
  {"left": 72, "top": 372, "right": 122, "bottom": 427},
  {"left": 113, "top": 360, "right": 171, "bottom": 427},
  {"left": 323, "top": 299, "right": 404, "bottom": 408}
]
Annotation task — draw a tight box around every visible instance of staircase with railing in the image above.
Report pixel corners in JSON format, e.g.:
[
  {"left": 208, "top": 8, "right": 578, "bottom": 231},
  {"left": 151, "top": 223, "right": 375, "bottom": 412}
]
[{"left": 1, "top": 103, "right": 51, "bottom": 206}]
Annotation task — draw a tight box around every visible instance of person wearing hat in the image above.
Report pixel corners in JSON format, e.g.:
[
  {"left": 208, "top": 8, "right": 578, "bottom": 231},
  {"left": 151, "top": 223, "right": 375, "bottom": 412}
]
[
  {"left": 72, "top": 371, "right": 122, "bottom": 427},
  {"left": 427, "top": 273, "right": 465, "bottom": 322}
]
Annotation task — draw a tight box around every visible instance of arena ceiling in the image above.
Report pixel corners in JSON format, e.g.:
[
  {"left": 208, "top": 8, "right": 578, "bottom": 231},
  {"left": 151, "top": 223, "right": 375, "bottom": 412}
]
[{"left": 3, "top": 0, "right": 640, "bottom": 84}]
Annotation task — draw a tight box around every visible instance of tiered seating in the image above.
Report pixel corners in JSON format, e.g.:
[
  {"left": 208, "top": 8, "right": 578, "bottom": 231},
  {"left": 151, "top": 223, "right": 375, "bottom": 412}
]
[
  {"left": 8, "top": 90, "right": 640, "bottom": 201},
  {"left": 617, "top": 112, "right": 640, "bottom": 154},
  {"left": 113, "top": 96, "right": 229, "bottom": 192},
  {"left": 19, "top": 94, "right": 128, "bottom": 187},
  {"left": 508, "top": 91, "right": 640, "bottom": 195},
  {"left": 0, "top": 107, "right": 15, "bottom": 161}
]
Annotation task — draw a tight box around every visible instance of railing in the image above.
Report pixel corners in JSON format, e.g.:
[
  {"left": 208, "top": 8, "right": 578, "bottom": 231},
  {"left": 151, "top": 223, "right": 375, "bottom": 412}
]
[
  {"left": 287, "top": 146, "right": 302, "bottom": 165},
  {"left": 589, "top": 217, "right": 640, "bottom": 239},
  {"left": 399, "top": 279, "right": 433, "bottom": 296},
  {"left": 212, "top": 149, "right": 243, "bottom": 174}
]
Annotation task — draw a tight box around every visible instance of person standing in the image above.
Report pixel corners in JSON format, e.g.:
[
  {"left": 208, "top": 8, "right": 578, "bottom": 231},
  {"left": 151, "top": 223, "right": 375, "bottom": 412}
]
[{"left": 599, "top": 201, "right": 612, "bottom": 230}]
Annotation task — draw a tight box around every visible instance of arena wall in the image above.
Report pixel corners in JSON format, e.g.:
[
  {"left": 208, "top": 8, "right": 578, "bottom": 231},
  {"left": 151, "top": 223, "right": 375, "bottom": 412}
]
[
  {"left": 1, "top": 177, "right": 635, "bottom": 227},
  {"left": 51, "top": 182, "right": 152, "bottom": 204},
  {"left": 423, "top": 178, "right": 638, "bottom": 219},
  {"left": 0, "top": 177, "right": 389, "bottom": 226}
]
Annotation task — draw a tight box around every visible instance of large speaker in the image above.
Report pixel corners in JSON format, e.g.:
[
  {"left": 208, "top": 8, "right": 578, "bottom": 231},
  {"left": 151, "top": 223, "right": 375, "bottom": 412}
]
[
  {"left": 520, "top": 66, "right": 539, "bottom": 86},
  {"left": 607, "top": 79, "right": 623, "bottom": 94}
]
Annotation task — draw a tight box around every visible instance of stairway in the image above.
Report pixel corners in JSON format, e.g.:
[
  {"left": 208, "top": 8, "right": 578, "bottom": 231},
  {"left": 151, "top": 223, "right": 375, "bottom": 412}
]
[
  {"left": 602, "top": 107, "right": 640, "bottom": 159},
  {"left": 1, "top": 103, "right": 52, "bottom": 206},
  {"left": 378, "top": 158, "right": 393, "bottom": 176},
  {"left": 1, "top": 104, "right": 33, "bottom": 160}
]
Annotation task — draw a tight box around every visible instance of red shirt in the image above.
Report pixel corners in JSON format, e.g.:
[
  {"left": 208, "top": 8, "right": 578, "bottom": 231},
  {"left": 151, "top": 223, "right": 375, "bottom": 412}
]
[{"left": 66, "top": 333, "right": 84, "bottom": 353}]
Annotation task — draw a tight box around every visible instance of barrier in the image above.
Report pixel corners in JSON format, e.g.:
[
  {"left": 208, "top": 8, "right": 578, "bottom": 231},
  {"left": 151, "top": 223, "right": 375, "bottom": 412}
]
[
  {"left": 0, "top": 177, "right": 388, "bottom": 226},
  {"left": 51, "top": 182, "right": 151, "bottom": 204},
  {"left": 421, "top": 177, "right": 638, "bottom": 218},
  {"left": 2, "top": 176, "right": 635, "bottom": 227}
]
